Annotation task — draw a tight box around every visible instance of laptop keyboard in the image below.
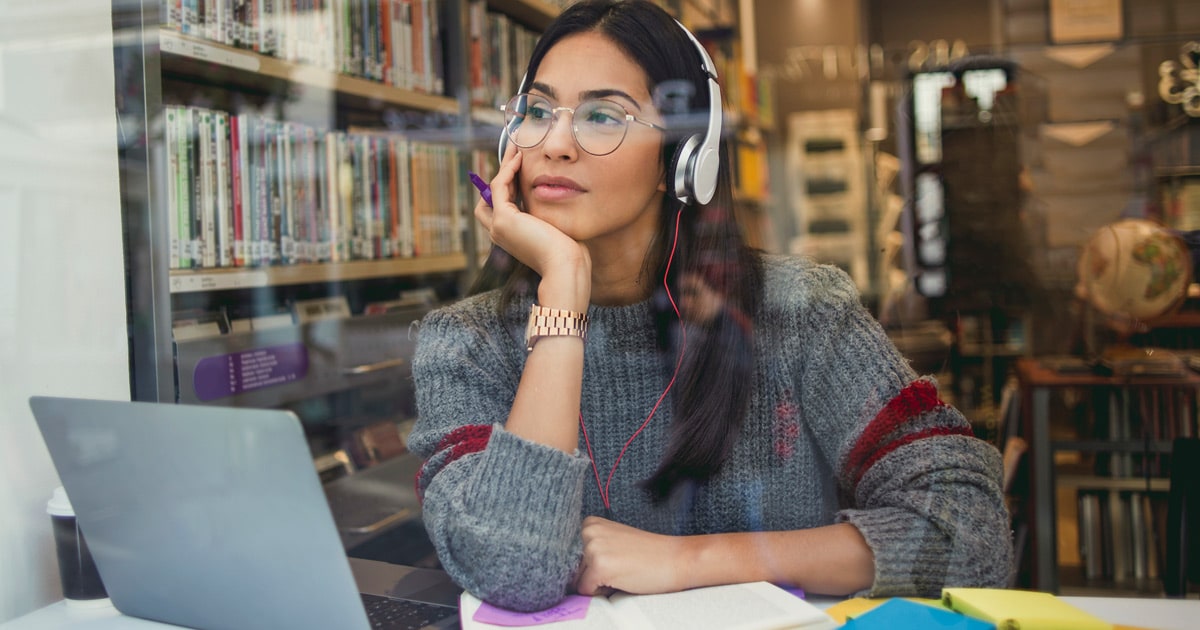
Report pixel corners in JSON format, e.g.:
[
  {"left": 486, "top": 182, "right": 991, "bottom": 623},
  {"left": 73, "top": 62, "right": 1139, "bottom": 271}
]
[{"left": 361, "top": 593, "right": 457, "bottom": 629}]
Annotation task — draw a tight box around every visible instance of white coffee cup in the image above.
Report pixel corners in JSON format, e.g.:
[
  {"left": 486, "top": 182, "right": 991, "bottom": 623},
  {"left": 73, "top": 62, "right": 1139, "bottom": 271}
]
[{"left": 47, "top": 486, "right": 110, "bottom": 607}]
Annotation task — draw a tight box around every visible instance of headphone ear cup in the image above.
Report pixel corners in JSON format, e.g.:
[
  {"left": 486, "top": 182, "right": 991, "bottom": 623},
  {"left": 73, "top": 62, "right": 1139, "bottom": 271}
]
[
  {"left": 689, "top": 141, "right": 719, "bottom": 205},
  {"left": 671, "top": 135, "right": 700, "bottom": 206}
]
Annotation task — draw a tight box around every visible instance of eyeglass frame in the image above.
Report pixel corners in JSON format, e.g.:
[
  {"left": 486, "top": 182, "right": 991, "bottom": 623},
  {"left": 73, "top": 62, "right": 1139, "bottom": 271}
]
[{"left": 499, "top": 92, "right": 668, "bottom": 157}]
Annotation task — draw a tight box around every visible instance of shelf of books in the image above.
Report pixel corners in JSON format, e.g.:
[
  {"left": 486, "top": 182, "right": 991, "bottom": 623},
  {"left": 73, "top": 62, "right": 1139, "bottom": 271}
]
[
  {"left": 159, "top": 0, "right": 463, "bottom": 100},
  {"left": 1060, "top": 386, "right": 1195, "bottom": 594},
  {"left": 1015, "top": 357, "right": 1200, "bottom": 595},
  {"left": 161, "top": 104, "right": 473, "bottom": 275}
]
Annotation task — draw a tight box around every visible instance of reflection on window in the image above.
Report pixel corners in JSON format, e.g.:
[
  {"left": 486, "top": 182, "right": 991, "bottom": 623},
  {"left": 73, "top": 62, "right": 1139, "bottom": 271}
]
[
  {"left": 913, "top": 72, "right": 954, "bottom": 164},
  {"left": 961, "top": 68, "right": 1007, "bottom": 112}
]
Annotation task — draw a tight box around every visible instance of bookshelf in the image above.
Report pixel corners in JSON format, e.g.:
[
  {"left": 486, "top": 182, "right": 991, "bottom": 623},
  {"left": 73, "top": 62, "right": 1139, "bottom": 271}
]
[
  {"left": 1014, "top": 358, "right": 1200, "bottom": 596},
  {"left": 115, "top": 0, "right": 566, "bottom": 416}
]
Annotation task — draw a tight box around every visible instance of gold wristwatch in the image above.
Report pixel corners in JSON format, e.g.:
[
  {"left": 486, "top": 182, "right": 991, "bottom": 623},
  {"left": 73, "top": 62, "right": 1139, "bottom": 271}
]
[{"left": 524, "top": 304, "right": 588, "bottom": 352}]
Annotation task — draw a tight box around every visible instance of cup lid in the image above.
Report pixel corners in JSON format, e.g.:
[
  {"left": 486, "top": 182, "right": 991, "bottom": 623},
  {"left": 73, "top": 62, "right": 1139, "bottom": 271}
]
[{"left": 46, "top": 486, "right": 74, "bottom": 517}]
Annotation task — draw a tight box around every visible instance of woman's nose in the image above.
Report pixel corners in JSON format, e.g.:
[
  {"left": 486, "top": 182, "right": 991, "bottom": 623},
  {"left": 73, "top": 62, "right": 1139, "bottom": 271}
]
[{"left": 540, "top": 110, "right": 579, "bottom": 160}]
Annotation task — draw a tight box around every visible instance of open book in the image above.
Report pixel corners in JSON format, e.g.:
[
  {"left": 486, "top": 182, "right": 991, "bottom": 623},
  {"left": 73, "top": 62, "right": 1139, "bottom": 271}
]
[{"left": 459, "top": 581, "right": 838, "bottom": 630}]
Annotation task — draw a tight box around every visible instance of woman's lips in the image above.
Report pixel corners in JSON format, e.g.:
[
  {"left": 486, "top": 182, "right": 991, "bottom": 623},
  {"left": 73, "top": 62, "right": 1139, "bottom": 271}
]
[{"left": 531, "top": 176, "right": 586, "bottom": 202}]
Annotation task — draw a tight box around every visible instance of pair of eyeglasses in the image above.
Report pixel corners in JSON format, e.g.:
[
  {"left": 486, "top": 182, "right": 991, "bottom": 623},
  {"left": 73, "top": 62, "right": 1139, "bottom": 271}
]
[{"left": 500, "top": 93, "right": 666, "bottom": 156}]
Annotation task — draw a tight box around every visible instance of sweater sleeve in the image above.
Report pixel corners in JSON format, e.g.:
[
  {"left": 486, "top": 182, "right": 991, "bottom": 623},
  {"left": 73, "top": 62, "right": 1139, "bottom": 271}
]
[
  {"left": 408, "top": 300, "right": 591, "bottom": 612},
  {"left": 789, "top": 264, "right": 1013, "bottom": 597}
]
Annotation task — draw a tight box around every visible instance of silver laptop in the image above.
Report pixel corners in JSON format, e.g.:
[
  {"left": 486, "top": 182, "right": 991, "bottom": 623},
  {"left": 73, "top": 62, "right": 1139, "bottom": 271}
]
[{"left": 29, "top": 395, "right": 460, "bottom": 630}]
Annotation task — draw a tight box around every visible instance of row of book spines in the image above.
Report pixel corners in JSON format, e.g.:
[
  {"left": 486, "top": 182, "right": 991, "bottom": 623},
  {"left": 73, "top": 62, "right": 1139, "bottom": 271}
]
[
  {"left": 467, "top": 0, "right": 539, "bottom": 109},
  {"left": 1076, "top": 490, "right": 1166, "bottom": 583},
  {"left": 162, "top": 0, "right": 445, "bottom": 94},
  {"left": 1096, "top": 388, "right": 1197, "bottom": 477},
  {"left": 164, "top": 104, "right": 480, "bottom": 270}
]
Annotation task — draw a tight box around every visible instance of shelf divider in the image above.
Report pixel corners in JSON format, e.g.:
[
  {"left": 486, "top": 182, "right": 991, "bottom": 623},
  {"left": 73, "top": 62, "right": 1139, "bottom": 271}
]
[{"left": 169, "top": 254, "right": 468, "bottom": 293}]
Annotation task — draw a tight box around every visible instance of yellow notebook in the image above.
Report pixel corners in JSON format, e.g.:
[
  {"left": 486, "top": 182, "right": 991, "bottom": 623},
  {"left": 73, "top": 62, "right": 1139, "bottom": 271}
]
[{"left": 941, "top": 588, "right": 1112, "bottom": 630}]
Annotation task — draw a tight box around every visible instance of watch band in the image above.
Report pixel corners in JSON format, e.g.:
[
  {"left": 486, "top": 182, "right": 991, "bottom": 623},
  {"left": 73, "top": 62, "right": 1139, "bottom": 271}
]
[{"left": 525, "top": 304, "right": 588, "bottom": 352}]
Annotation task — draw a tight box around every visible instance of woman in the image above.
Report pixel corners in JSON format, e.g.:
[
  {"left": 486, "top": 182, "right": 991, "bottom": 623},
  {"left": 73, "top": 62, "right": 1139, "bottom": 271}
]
[{"left": 409, "top": 0, "right": 1011, "bottom": 612}]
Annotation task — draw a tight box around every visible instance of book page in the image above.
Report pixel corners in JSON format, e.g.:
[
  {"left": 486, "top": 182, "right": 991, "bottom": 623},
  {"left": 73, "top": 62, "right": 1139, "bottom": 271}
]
[{"left": 610, "top": 582, "right": 836, "bottom": 630}]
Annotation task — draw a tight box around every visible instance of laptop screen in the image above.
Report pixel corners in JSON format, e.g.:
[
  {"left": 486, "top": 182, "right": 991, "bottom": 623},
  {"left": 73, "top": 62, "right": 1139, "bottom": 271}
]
[{"left": 30, "top": 396, "right": 374, "bottom": 630}]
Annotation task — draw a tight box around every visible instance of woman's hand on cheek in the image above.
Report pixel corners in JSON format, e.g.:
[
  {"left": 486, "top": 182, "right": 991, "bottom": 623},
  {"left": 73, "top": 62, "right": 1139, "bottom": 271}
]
[
  {"left": 475, "top": 150, "right": 589, "bottom": 283},
  {"left": 575, "top": 516, "right": 691, "bottom": 597}
]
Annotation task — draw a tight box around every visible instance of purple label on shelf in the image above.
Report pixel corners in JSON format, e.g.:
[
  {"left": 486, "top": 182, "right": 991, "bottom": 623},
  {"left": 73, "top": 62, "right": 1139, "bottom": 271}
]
[{"left": 193, "top": 343, "right": 309, "bottom": 401}]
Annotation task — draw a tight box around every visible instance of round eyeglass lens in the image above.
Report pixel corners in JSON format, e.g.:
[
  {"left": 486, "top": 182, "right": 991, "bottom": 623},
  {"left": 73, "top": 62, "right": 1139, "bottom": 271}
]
[
  {"left": 503, "top": 94, "right": 631, "bottom": 156},
  {"left": 504, "top": 94, "right": 551, "bottom": 148},
  {"left": 572, "top": 100, "right": 630, "bottom": 155}
]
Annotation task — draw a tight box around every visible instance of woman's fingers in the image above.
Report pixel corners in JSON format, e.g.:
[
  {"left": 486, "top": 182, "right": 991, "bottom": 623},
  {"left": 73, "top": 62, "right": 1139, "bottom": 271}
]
[
  {"left": 489, "top": 145, "right": 522, "bottom": 210},
  {"left": 575, "top": 516, "right": 685, "bottom": 596},
  {"left": 475, "top": 147, "right": 521, "bottom": 246}
]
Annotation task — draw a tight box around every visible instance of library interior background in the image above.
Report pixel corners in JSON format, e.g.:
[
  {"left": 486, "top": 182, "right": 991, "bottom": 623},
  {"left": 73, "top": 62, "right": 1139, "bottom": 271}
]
[{"left": 4, "top": 0, "right": 1200, "bottom": 621}]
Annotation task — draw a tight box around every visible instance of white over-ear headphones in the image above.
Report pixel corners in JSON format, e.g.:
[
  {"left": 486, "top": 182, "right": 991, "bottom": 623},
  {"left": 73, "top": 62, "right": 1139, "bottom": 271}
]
[
  {"left": 669, "top": 20, "right": 722, "bottom": 206},
  {"left": 497, "top": 19, "right": 723, "bottom": 207}
]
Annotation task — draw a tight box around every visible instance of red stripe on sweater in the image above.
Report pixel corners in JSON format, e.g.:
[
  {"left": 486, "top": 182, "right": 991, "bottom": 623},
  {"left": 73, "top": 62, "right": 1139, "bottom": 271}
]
[
  {"left": 435, "top": 423, "right": 493, "bottom": 465},
  {"left": 844, "top": 381, "right": 945, "bottom": 480},
  {"left": 852, "top": 425, "right": 974, "bottom": 486},
  {"left": 417, "top": 424, "right": 494, "bottom": 504}
]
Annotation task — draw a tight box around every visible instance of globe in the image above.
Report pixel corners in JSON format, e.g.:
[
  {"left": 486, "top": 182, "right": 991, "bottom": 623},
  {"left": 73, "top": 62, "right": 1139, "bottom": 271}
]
[{"left": 1075, "top": 219, "right": 1192, "bottom": 327}]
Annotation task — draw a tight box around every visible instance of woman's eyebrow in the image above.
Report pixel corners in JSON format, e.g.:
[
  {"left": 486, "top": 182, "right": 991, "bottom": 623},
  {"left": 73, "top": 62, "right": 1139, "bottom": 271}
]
[
  {"left": 529, "top": 81, "right": 643, "bottom": 111},
  {"left": 582, "top": 89, "right": 643, "bottom": 111}
]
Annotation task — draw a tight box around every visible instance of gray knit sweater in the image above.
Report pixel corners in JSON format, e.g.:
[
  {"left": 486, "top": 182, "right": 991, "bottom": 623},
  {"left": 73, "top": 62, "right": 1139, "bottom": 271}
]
[{"left": 409, "top": 254, "right": 1012, "bottom": 612}]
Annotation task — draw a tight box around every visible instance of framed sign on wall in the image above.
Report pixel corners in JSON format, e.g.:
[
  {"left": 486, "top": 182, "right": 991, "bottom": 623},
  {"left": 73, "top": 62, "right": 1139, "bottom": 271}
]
[{"left": 1049, "top": 0, "right": 1123, "bottom": 44}]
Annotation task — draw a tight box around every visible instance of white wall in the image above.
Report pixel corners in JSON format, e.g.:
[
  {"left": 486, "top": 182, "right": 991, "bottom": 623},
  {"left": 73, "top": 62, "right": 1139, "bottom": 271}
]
[{"left": 0, "top": 0, "right": 129, "bottom": 622}]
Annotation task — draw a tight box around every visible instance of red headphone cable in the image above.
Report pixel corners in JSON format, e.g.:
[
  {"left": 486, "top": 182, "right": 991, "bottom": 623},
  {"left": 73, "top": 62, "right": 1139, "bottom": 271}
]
[{"left": 579, "top": 207, "right": 687, "bottom": 515}]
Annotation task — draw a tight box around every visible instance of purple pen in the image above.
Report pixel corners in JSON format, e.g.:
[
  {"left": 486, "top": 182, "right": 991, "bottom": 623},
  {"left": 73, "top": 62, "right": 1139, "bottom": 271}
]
[{"left": 468, "top": 171, "right": 492, "bottom": 207}]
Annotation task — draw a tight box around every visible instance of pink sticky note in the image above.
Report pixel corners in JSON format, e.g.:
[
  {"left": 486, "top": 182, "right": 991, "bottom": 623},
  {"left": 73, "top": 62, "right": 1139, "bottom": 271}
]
[{"left": 473, "top": 595, "right": 593, "bottom": 627}]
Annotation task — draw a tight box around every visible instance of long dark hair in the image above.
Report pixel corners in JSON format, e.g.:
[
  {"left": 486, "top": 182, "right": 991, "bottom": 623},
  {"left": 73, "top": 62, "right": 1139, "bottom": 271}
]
[{"left": 473, "top": 0, "right": 763, "bottom": 501}]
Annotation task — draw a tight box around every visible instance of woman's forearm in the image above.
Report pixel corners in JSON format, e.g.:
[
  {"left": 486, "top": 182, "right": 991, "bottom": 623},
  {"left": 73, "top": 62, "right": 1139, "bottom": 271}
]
[
  {"left": 505, "top": 336, "right": 585, "bottom": 452},
  {"left": 504, "top": 257, "right": 592, "bottom": 452},
  {"left": 681, "top": 523, "right": 875, "bottom": 596}
]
